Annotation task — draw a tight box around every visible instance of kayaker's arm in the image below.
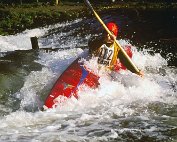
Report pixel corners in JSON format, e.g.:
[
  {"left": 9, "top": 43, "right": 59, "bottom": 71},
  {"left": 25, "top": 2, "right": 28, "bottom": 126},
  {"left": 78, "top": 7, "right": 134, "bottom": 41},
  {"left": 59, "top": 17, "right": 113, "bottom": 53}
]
[
  {"left": 88, "top": 36, "right": 104, "bottom": 54},
  {"left": 118, "top": 50, "right": 143, "bottom": 76}
]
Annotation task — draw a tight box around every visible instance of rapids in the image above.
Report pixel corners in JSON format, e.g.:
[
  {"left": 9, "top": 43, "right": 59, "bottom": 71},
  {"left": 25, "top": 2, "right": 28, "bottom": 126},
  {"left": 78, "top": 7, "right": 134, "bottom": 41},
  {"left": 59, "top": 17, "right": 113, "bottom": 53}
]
[{"left": 0, "top": 10, "right": 177, "bottom": 142}]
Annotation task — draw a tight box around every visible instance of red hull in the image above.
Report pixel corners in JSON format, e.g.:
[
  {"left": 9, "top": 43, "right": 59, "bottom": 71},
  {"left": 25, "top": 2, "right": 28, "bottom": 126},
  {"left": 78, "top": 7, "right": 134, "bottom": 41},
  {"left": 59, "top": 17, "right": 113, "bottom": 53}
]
[{"left": 44, "top": 58, "right": 99, "bottom": 109}]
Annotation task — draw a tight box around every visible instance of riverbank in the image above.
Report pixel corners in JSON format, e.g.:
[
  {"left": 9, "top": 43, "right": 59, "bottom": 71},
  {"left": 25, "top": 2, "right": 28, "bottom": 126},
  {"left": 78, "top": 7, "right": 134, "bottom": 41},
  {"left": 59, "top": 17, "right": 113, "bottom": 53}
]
[
  {"left": 0, "top": 1, "right": 177, "bottom": 35},
  {"left": 0, "top": 3, "right": 85, "bottom": 35}
]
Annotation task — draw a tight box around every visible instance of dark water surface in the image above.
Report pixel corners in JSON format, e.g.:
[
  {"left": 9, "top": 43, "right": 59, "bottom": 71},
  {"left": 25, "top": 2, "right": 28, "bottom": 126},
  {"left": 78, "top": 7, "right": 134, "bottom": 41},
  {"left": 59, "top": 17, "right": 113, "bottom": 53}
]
[{"left": 0, "top": 8, "right": 177, "bottom": 142}]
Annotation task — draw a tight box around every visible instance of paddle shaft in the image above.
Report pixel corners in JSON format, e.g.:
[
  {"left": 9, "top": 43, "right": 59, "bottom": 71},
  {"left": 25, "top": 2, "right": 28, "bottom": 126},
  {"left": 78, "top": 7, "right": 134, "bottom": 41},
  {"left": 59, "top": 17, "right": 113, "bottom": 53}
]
[{"left": 84, "top": 0, "right": 140, "bottom": 73}]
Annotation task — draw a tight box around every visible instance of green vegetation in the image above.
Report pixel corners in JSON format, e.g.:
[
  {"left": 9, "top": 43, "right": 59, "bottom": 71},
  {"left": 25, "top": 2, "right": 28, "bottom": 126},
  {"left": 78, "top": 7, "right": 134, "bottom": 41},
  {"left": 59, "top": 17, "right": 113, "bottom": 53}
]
[
  {"left": 0, "top": 3, "right": 85, "bottom": 35},
  {"left": 0, "top": 1, "right": 176, "bottom": 35}
]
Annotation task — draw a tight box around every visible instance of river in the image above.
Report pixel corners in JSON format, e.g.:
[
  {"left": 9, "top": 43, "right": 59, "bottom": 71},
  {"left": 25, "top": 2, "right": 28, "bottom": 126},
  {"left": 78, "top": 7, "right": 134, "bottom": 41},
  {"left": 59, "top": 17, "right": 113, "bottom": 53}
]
[{"left": 0, "top": 8, "right": 177, "bottom": 142}]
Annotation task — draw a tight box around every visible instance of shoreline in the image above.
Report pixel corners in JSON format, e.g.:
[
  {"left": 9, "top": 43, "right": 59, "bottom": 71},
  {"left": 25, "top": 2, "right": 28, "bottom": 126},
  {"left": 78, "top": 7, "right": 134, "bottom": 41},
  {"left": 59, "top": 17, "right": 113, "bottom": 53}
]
[{"left": 0, "top": 2, "right": 177, "bottom": 36}]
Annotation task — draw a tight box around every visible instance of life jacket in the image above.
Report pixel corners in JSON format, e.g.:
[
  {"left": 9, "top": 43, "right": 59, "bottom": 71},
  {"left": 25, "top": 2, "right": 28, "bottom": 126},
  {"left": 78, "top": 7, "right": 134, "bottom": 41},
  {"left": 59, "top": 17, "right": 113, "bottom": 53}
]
[
  {"left": 88, "top": 37, "right": 120, "bottom": 70},
  {"left": 97, "top": 41, "right": 120, "bottom": 70}
]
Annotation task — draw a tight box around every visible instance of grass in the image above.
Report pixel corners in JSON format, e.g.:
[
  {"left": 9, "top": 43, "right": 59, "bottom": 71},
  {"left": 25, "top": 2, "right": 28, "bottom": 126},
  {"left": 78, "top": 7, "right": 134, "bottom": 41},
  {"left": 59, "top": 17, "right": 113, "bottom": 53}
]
[{"left": 0, "top": 1, "right": 176, "bottom": 35}]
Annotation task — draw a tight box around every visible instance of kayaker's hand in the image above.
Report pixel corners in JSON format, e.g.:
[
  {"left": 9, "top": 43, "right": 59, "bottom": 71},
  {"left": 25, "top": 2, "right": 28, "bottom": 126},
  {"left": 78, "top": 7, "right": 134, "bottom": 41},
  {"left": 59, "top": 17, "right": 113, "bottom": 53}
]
[
  {"left": 103, "top": 32, "right": 116, "bottom": 43},
  {"left": 137, "top": 70, "right": 144, "bottom": 78},
  {"left": 109, "top": 33, "right": 116, "bottom": 42}
]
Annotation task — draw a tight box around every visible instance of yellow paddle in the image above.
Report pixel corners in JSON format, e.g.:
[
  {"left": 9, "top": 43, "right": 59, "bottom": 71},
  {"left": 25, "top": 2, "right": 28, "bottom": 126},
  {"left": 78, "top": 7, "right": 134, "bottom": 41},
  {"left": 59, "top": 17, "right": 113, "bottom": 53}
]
[{"left": 84, "top": 0, "right": 140, "bottom": 73}]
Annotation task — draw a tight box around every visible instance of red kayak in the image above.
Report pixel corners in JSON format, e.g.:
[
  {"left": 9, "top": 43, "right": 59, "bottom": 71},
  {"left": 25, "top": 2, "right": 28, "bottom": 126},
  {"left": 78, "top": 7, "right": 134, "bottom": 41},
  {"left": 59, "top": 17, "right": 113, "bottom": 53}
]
[
  {"left": 43, "top": 57, "right": 99, "bottom": 109},
  {"left": 43, "top": 45, "right": 133, "bottom": 109}
]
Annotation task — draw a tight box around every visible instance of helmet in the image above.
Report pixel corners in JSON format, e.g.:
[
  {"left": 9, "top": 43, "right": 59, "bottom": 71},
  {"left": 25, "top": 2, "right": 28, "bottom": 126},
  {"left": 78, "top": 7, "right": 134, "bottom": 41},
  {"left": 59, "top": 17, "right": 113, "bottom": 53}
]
[{"left": 106, "top": 22, "right": 118, "bottom": 37}]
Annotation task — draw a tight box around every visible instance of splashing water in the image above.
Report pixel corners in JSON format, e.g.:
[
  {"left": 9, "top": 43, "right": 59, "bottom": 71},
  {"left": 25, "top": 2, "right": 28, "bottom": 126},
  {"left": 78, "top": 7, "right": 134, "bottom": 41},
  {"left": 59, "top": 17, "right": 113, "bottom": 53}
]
[{"left": 0, "top": 17, "right": 177, "bottom": 142}]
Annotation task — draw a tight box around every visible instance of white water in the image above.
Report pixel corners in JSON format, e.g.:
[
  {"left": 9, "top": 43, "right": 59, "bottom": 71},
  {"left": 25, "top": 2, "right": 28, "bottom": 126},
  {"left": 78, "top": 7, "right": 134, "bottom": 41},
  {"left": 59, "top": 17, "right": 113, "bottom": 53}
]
[{"left": 0, "top": 19, "right": 177, "bottom": 141}]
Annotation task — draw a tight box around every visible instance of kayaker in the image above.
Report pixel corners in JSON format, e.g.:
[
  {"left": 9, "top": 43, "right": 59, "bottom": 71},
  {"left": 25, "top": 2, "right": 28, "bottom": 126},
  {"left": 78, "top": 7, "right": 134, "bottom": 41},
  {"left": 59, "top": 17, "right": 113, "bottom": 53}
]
[{"left": 88, "top": 22, "right": 144, "bottom": 77}]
